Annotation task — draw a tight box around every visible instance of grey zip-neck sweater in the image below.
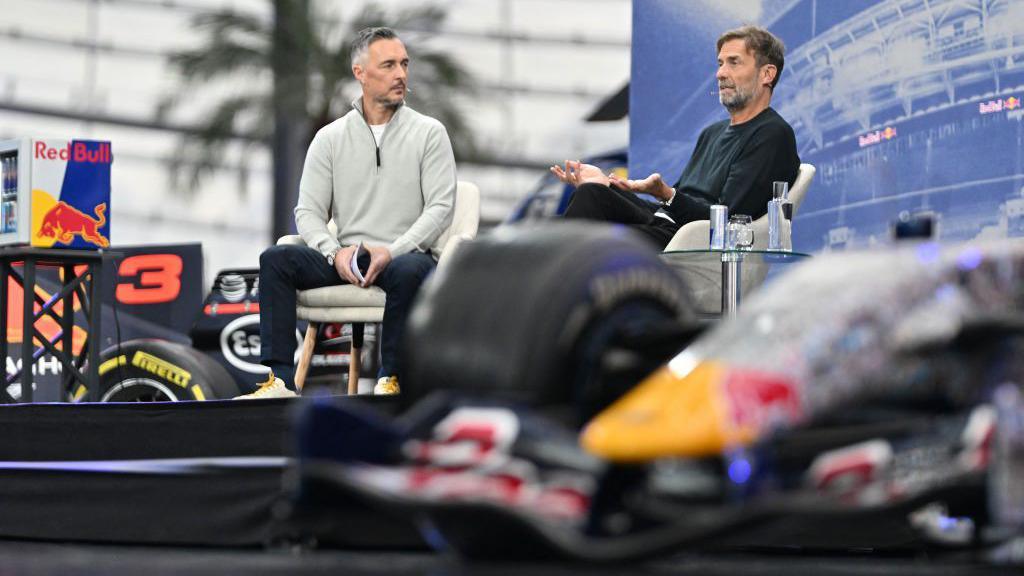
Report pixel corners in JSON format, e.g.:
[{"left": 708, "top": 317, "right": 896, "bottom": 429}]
[{"left": 294, "top": 98, "right": 457, "bottom": 259}]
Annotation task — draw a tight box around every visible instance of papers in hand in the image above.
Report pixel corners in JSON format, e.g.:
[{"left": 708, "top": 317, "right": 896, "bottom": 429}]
[{"left": 349, "top": 243, "right": 369, "bottom": 284}]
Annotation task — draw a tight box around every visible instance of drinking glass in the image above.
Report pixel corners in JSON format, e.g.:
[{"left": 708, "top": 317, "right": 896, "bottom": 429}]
[{"left": 727, "top": 214, "right": 753, "bottom": 251}]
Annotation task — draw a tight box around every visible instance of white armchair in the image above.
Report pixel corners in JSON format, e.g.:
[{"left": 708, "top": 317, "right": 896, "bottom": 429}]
[{"left": 277, "top": 181, "right": 481, "bottom": 394}]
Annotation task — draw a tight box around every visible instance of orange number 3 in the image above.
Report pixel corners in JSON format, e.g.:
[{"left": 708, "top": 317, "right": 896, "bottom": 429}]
[{"left": 116, "top": 254, "right": 183, "bottom": 304}]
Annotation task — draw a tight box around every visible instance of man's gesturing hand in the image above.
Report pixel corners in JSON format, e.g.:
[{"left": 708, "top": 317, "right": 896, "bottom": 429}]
[
  {"left": 550, "top": 160, "right": 611, "bottom": 188},
  {"left": 608, "top": 172, "right": 675, "bottom": 202},
  {"left": 361, "top": 245, "right": 392, "bottom": 287}
]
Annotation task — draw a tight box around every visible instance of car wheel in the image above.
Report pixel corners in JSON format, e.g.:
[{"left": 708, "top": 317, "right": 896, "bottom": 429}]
[
  {"left": 73, "top": 339, "right": 241, "bottom": 402},
  {"left": 403, "top": 222, "right": 696, "bottom": 423}
]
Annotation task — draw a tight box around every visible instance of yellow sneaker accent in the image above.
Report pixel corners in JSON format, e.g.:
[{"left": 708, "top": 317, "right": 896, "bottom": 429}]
[
  {"left": 233, "top": 371, "right": 297, "bottom": 400},
  {"left": 374, "top": 376, "right": 400, "bottom": 395},
  {"left": 581, "top": 361, "right": 755, "bottom": 462}
]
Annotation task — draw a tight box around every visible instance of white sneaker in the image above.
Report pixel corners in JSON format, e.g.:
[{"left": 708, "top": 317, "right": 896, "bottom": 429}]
[
  {"left": 234, "top": 372, "right": 297, "bottom": 400},
  {"left": 373, "top": 376, "right": 400, "bottom": 396}
]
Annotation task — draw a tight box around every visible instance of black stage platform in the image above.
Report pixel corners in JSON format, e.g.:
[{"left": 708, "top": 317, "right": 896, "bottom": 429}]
[
  {"left": 0, "top": 457, "right": 286, "bottom": 546},
  {"left": 0, "top": 540, "right": 1008, "bottom": 576},
  {"left": 0, "top": 397, "right": 1011, "bottom": 575},
  {"left": 0, "top": 397, "right": 411, "bottom": 549},
  {"left": 0, "top": 397, "right": 321, "bottom": 461}
]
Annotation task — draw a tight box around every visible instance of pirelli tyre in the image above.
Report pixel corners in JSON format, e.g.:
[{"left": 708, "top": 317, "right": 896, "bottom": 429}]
[
  {"left": 74, "top": 339, "right": 241, "bottom": 402},
  {"left": 403, "top": 221, "right": 697, "bottom": 422}
]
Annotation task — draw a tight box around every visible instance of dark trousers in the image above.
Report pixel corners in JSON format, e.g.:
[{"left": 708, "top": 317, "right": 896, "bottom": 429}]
[
  {"left": 259, "top": 244, "right": 436, "bottom": 383},
  {"left": 563, "top": 182, "right": 678, "bottom": 248}
]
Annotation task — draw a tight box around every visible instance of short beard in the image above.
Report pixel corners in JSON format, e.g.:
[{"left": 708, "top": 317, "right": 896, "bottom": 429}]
[
  {"left": 375, "top": 94, "right": 404, "bottom": 109},
  {"left": 719, "top": 86, "right": 752, "bottom": 112}
]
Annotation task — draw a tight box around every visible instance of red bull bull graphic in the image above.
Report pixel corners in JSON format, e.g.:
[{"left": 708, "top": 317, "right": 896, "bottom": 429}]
[
  {"left": 0, "top": 138, "right": 111, "bottom": 249},
  {"left": 37, "top": 202, "right": 109, "bottom": 247}
]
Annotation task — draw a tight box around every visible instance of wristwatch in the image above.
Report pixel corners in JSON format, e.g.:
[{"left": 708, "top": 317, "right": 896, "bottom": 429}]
[{"left": 326, "top": 247, "right": 341, "bottom": 266}]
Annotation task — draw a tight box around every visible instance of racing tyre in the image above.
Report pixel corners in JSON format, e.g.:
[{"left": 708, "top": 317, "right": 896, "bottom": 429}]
[
  {"left": 404, "top": 221, "right": 697, "bottom": 422},
  {"left": 77, "top": 339, "right": 241, "bottom": 402}
]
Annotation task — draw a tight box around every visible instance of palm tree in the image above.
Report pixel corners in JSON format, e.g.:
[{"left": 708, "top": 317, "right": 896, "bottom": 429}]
[{"left": 161, "top": 0, "right": 477, "bottom": 240}]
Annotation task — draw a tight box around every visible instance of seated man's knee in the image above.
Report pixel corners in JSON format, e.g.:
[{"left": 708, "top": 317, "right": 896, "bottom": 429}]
[
  {"left": 387, "top": 253, "right": 435, "bottom": 283},
  {"left": 260, "top": 244, "right": 299, "bottom": 272},
  {"left": 261, "top": 244, "right": 288, "bottom": 263}
]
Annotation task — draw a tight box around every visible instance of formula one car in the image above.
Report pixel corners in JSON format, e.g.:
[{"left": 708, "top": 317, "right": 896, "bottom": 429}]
[{"left": 289, "top": 223, "right": 1024, "bottom": 565}]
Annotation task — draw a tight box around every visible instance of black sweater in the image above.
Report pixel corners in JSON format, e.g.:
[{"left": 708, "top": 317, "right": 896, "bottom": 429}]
[{"left": 663, "top": 107, "right": 800, "bottom": 225}]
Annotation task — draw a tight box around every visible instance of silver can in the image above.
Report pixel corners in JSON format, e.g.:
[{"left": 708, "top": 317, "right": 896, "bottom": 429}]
[
  {"left": 767, "top": 198, "right": 783, "bottom": 251},
  {"left": 710, "top": 204, "right": 728, "bottom": 249}
]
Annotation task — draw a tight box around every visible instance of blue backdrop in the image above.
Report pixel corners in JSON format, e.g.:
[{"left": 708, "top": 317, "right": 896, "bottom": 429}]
[{"left": 632, "top": 0, "right": 1024, "bottom": 252}]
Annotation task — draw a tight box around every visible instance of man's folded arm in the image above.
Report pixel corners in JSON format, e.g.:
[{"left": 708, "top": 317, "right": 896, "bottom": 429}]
[
  {"left": 294, "top": 130, "right": 341, "bottom": 258},
  {"left": 388, "top": 123, "right": 457, "bottom": 257}
]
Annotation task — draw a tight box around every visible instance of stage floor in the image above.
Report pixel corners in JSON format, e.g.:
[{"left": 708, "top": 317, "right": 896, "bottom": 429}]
[{"left": 0, "top": 540, "right": 1005, "bottom": 576}]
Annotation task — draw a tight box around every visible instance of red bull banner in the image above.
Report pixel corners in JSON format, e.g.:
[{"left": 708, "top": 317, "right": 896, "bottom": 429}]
[{"left": 30, "top": 139, "right": 111, "bottom": 250}]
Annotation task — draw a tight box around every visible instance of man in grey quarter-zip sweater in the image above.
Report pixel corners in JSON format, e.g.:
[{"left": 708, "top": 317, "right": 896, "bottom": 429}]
[{"left": 240, "top": 26, "right": 456, "bottom": 399}]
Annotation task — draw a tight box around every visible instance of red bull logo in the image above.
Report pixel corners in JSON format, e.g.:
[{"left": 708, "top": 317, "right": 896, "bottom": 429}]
[
  {"left": 34, "top": 141, "right": 112, "bottom": 164},
  {"left": 858, "top": 126, "right": 897, "bottom": 148},
  {"left": 37, "top": 201, "right": 109, "bottom": 247},
  {"left": 979, "top": 95, "right": 1021, "bottom": 115}
]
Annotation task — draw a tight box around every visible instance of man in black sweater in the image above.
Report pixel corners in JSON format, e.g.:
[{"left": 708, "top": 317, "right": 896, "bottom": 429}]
[{"left": 554, "top": 26, "right": 800, "bottom": 248}]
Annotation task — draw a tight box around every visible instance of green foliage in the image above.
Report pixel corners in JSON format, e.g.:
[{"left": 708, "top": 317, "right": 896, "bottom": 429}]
[{"left": 162, "top": 1, "right": 476, "bottom": 195}]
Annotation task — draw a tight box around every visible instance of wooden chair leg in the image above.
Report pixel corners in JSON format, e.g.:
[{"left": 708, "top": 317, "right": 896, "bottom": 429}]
[
  {"left": 295, "top": 322, "right": 317, "bottom": 394},
  {"left": 348, "top": 322, "right": 364, "bottom": 395}
]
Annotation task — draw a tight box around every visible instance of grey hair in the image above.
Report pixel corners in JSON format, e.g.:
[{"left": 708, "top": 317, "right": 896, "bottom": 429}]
[{"left": 351, "top": 27, "right": 400, "bottom": 67}]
